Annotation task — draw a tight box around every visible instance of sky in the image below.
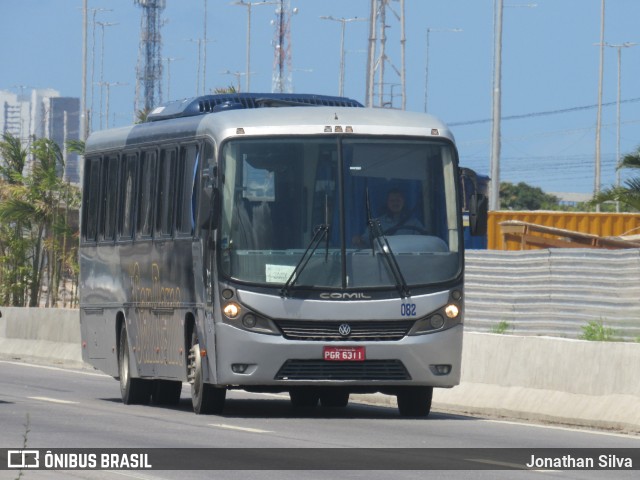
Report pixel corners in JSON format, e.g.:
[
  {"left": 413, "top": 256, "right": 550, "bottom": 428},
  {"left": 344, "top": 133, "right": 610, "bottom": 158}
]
[{"left": 1, "top": 0, "right": 640, "bottom": 195}]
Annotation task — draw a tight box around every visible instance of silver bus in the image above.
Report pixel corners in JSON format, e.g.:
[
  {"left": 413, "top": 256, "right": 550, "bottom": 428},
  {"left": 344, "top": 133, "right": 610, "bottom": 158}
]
[{"left": 79, "top": 93, "right": 487, "bottom": 417}]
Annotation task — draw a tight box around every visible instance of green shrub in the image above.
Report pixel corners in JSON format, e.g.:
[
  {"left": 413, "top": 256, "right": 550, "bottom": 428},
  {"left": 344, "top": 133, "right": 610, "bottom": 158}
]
[{"left": 579, "top": 319, "right": 618, "bottom": 342}]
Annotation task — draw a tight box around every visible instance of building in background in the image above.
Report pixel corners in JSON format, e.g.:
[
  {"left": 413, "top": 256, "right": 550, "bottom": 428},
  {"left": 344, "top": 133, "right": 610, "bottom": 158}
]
[{"left": 0, "top": 88, "right": 80, "bottom": 185}]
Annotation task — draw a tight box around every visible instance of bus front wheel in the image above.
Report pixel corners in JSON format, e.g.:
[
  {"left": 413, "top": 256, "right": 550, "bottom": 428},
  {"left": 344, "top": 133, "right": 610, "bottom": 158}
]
[
  {"left": 396, "top": 386, "right": 433, "bottom": 417},
  {"left": 118, "top": 323, "right": 151, "bottom": 405},
  {"left": 189, "top": 331, "right": 225, "bottom": 415}
]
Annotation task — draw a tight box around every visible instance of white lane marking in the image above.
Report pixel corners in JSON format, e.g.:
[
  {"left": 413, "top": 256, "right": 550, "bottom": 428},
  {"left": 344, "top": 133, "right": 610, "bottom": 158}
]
[
  {"left": 0, "top": 359, "right": 108, "bottom": 377},
  {"left": 28, "top": 396, "right": 79, "bottom": 405},
  {"left": 208, "top": 423, "right": 272, "bottom": 434},
  {"left": 478, "top": 418, "right": 640, "bottom": 440},
  {"left": 106, "top": 471, "right": 167, "bottom": 480},
  {"left": 238, "top": 391, "right": 289, "bottom": 399}
]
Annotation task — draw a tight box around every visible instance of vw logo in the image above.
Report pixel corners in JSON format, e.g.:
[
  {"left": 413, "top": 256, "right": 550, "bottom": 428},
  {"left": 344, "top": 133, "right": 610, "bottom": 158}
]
[{"left": 338, "top": 324, "right": 351, "bottom": 337}]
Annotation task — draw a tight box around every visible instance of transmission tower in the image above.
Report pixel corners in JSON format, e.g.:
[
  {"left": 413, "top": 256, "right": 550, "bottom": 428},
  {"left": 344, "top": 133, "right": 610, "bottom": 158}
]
[
  {"left": 134, "top": 0, "right": 165, "bottom": 114},
  {"left": 365, "top": 0, "right": 405, "bottom": 109},
  {"left": 271, "top": 0, "right": 296, "bottom": 93}
]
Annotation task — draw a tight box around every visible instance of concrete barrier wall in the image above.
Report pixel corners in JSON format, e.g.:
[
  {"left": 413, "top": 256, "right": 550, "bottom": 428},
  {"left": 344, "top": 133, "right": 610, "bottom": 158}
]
[
  {"left": 0, "top": 307, "right": 84, "bottom": 368},
  {"left": 433, "top": 333, "right": 640, "bottom": 433},
  {"left": 1, "top": 307, "right": 639, "bottom": 432}
]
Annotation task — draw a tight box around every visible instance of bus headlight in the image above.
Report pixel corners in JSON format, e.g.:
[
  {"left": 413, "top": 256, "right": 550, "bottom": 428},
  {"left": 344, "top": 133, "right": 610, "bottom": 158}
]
[
  {"left": 220, "top": 303, "right": 280, "bottom": 336},
  {"left": 223, "top": 302, "right": 241, "bottom": 319},
  {"left": 445, "top": 304, "right": 460, "bottom": 319},
  {"left": 409, "top": 303, "right": 462, "bottom": 336}
]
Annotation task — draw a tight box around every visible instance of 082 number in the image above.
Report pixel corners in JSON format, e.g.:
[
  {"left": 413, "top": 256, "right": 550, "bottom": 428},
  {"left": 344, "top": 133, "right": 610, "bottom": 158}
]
[{"left": 400, "top": 303, "right": 417, "bottom": 317}]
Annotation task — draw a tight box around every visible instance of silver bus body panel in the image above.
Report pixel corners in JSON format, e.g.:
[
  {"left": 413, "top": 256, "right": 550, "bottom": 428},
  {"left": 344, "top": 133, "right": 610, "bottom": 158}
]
[
  {"left": 214, "top": 323, "right": 463, "bottom": 387},
  {"left": 236, "top": 289, "right": 449, "bottom": 321},
  {"left": 197, "top": 106, "right": 455, "bottom": 145}
]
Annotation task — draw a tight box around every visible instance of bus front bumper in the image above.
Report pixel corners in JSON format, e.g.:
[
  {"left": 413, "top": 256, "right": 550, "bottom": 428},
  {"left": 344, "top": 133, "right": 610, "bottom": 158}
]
[{"left": 212, "top": 323, "right": 463, "bottom": 388}]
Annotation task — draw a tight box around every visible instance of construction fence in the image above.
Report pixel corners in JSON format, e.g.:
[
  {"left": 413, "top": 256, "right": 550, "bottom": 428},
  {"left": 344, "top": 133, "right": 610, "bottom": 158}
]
[{"left": 464, "top": 249, "right": 640, "bottom": 342}]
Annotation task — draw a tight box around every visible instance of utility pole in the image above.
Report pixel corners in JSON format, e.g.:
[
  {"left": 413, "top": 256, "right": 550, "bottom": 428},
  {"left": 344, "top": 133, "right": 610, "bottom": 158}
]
[
  {"left": 81, "top": 0, "right": 88, "bottom": 141},
  {"left": 271, "top": 0, "right": 297, "bottom": 93},
  {"left": 489, "top": 0, "right": 536, "bottom": 211},
  {"left": 489, "top": 0, "right": 503, "bottom": 211},
  {"left": 135, "top": 0, "right": 166, "bottom": 114},
  {"left": 594, "top": 0, "right": 606, "bottom": 212},
  {"left": 365, "top": 0, "right": 405, "bottom": 109}
]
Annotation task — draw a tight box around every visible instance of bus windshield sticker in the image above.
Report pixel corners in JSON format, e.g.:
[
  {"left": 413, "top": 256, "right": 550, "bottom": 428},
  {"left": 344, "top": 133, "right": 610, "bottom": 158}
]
[{"left": 265, "top": 264, "right": 295, "bottom": 284}]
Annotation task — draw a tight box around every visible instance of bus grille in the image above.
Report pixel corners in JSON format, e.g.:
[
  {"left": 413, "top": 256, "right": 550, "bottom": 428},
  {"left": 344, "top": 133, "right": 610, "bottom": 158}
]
[
  {"left": 275, "top": 360, "right": 411, "bottom": 381},
  {"left": 274, "top": 320, "right": 415, "bottom": 342}
]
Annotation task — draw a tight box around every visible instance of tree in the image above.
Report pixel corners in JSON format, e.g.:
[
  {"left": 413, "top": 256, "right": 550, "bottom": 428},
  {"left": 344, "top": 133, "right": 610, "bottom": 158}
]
[
  {"left": 0, "top": 134, "right": 80, "bottom": 307},
  {"left": 213, "top": 85, "right": 237, "bottom": 94},
  {"left": 0, "top": 133, "right": 29, "bottom": 305},
  {"left": 591, "top": 148, "right": 640, "bottom": 211},
  {"left": 499, "top": 181, "right": 559, "bottom": 210}
]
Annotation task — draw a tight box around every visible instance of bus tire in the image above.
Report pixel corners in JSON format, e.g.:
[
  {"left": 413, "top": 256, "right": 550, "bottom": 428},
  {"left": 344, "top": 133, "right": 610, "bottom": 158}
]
[
  {"left": 189, "top": 331, "right": 226, "bottom": 415},
  {"left": 319, "top": 388, "right": 350, "bottom": 408},
  {"left": 396, "top": 386, "right": 433, "bottom": 417},
  {"left": 289, "top": 387, "right": 319, "bottom": 408},
  {"left": 152, "top": 380, "right": 183, "bottom": 406},
  {"left": 118, "top": 323, "right": 151, "bottom": 405}
]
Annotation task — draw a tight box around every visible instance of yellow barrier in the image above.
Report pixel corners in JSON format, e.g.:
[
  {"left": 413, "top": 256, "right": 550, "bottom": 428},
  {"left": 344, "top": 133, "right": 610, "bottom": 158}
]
[{"left": 488, "top": 211, "right": 640, "bottom": 250}]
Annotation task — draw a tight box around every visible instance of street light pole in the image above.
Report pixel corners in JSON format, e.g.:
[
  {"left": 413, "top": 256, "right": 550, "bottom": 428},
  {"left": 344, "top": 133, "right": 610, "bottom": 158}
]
[
  {"left": 233, "top": 1, "right": 276, "bottom": 92},
  {"left": 605, "top": 42, "right": 637, "bottom": 212},
  {"left": 320, "top": 16, "right": 366, "bottom": 97},
  {"left": 424, "top": 27, "right": 462, "bottom": 113}
]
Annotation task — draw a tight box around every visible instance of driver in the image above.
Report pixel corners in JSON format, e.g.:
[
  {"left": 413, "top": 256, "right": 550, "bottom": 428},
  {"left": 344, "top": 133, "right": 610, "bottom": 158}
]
[{"left": 352, "top": 188, "right": 424, "bottom": 247}]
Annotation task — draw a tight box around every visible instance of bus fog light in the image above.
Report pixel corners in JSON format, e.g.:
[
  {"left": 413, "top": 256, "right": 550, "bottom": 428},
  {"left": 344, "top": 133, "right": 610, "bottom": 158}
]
[
  {"left": 243, "top": 314, "right": 257, "bottom": 328},
  {"left": 430, "top": 364, "right": 451, "bottom": 376},
  {"left": 430, "top": 314, "right": 445, "bottom": 329},
  {"left": 223, "top": 302, "right": 241, "bottom": 318},
  {"left": 444, "top": 304, "right": 459, "bottom": 319},
  {"left": 231, "top": 364, "right": 249, "bottom": 374}
]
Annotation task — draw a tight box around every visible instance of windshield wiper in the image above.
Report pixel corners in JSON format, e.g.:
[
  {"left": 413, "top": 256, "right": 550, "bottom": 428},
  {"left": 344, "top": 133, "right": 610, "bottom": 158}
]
[
  {"left": 280, "top": 223, "right": 329, "bottom": 297},
  {"left": 365, "top": 188, "right": 411, "bottom": 299},
  {"left": 281, "top": 194, "right": 332, "bottom": 297}
]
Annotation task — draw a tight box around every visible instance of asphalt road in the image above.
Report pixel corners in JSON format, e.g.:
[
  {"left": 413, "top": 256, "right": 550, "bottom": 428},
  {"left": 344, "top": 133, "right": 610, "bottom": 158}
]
[{"left": 1, "top": 359, "right": 638, "bottom": 480}]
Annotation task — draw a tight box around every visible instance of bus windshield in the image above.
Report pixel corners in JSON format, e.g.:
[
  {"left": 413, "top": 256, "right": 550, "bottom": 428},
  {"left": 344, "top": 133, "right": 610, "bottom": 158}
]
[{"left": 220, "top": 136, "right": 461, "bottom": 290}]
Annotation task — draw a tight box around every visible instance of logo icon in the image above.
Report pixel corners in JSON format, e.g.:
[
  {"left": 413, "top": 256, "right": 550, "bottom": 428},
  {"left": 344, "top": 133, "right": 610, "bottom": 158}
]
[
  {"left": 8, "top": 450, "right": 39, "bottom": 469},
  {"left": 338, "top": 324, "right": 351, "bottom": 337}
]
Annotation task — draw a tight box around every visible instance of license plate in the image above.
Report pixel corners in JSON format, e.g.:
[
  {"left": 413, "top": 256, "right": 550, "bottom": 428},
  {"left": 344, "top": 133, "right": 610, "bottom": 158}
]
[{"left": 323, "top": 346, "right": 366, "bottom": 362}]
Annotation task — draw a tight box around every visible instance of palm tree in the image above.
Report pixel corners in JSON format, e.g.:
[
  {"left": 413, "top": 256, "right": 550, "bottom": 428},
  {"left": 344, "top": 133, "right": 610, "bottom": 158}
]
[
  {"left": 591, "top": 149, "right": 640, "bottom": 211},
  {"left": 0, "top": 133, "right": 29, "bottom": 305},
  {"left": 0, "top": 135, "right": 80, "bottom": 307}
]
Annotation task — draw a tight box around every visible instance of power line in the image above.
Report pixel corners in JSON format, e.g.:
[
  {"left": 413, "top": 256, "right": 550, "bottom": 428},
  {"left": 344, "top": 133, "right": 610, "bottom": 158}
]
[{"left": 449, "top": 97, "right": 640, "bottom": 127}]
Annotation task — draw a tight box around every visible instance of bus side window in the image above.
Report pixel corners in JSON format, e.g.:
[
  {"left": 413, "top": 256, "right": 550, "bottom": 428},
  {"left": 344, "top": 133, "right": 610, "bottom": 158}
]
[
  {"left": 101, "top": 155, "right": 119, "bottom": 241},
  {"left": 119, "top": 154, "right": 138, "bottom": 240},
  {"left": 156, "top": 148, "right": 177, "bottom": 237},
  {"left": 176, "top": 144, "right": 199, "bottom": 236},
  {"left": 138, "top": 150, "right": 158, "bottom": 239},
  {"left": 82, "top": 157, "right": 101, "bottom": 243}
]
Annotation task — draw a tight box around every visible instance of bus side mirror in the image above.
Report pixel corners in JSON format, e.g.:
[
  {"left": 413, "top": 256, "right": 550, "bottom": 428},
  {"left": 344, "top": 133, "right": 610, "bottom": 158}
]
[{"left": 469, "top": 193, "right": 488, "bottom": 236}]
